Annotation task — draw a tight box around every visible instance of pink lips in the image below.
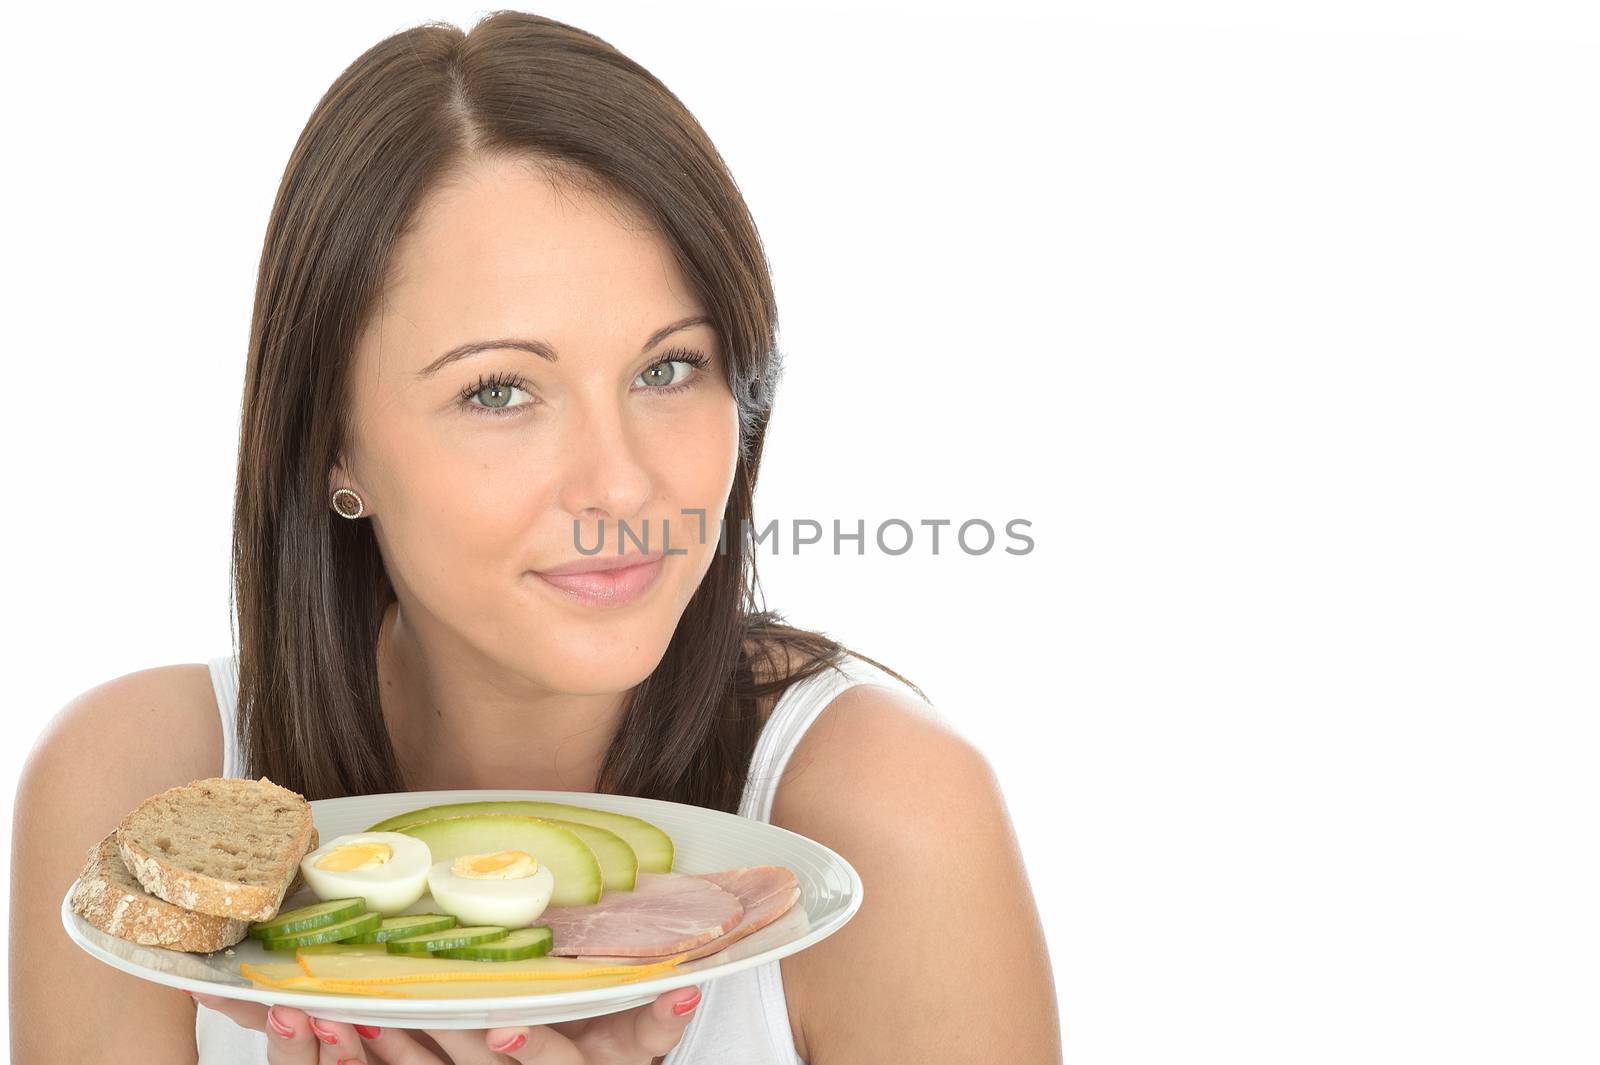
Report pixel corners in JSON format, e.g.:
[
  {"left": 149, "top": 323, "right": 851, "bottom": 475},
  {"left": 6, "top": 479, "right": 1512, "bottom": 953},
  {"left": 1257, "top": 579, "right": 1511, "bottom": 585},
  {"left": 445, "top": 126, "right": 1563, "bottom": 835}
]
[{"left": 531, "top": 555, "right": 665, "bottom": 607}]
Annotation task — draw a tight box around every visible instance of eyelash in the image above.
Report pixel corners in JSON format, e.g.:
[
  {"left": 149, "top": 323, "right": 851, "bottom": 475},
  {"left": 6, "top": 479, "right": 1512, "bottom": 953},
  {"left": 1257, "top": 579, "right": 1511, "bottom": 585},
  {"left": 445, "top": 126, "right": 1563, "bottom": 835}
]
[{"left": 455, "top": 347, "right": 712, "bottom": 418}]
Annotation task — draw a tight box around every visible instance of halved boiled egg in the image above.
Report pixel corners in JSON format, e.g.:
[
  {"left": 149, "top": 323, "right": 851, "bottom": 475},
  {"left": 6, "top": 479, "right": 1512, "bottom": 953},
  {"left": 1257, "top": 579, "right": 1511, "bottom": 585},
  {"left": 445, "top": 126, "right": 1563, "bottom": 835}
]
[
  {"left": 299, "top": 832, "right": 432, "bottom": 915},
  {"left": 426, "top": 849, "right": 555, "bottom": 927}
]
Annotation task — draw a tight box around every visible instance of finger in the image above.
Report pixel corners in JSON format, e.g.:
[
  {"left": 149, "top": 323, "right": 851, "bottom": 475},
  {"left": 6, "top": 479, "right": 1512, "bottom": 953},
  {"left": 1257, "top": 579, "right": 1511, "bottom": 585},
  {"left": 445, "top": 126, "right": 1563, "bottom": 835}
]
[
  {"left": 186, "top": 990, "right": 404, "bottom": 1065},
  {"left": 187, "top": 991, "right": 323, "bottom": 1063},
  {"left": 240, "top": 1002, "right": 322, "bottom": 1063},
  {"left": 304, "top": 1014, "right": 375, "bottom": 1063},
  {"left": 562, "top": 986, "right": 702, "bottom": 1064},
  {"left": 568, "top": 986, "right": 703, "bottom": 1062},
  {"left": 354, "top": 1024, "right": 451, "bottom": 1065},
  {"left": 184, "top": 989, "right": 271, "bottom": 1035},
  {"left": 619, "top": 986, "right": 703, "bottom": 1058},
  {"left": 429, "top": 1023, "right": 581, "bottom": 1065}
]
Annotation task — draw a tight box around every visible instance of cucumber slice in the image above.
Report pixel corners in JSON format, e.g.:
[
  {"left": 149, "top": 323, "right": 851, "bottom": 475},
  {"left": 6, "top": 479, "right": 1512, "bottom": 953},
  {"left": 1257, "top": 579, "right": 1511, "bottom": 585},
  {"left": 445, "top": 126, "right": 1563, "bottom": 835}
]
[
  {"left": 248, "top": 898, "right": 367, "bottom": 940},
  {"left": 343, "top": 913, "right": 458, "bottom": 944},
  {"left": 385, "top": 925, "right": 509, "bottom": 954},
  {"left": 260, "top": 910, "right": 381, "bottom": 951},
  {"left": 432, "top": 926, "right": 553, "bottom": 961}
]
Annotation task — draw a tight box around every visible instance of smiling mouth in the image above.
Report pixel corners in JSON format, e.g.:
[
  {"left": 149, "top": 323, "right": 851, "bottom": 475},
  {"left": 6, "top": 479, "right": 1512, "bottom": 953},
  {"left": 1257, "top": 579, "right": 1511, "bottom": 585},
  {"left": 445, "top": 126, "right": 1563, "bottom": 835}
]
[
  {"left": 534, "top": 549, "right": 666, "bottom": 577},
  {"left": 528, "top": 555, "right": 665, "bottom": 607}
]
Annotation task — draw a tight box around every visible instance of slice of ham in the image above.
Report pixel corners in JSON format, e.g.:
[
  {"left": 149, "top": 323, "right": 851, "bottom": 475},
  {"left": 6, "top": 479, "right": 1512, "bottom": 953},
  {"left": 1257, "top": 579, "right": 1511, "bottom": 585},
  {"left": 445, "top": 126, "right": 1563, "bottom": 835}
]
[
  {"left": 532, "top": 871, "right": 744, "bottom": 957},
  {"left": 576, "top": 865, "right": 803, "bottom": 965}
]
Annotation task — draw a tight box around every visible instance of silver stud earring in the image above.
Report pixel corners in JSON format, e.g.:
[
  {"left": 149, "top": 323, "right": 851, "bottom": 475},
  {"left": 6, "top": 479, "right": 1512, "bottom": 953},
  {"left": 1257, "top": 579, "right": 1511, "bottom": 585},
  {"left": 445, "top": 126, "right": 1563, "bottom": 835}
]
[{"left": 331, "top": 487, "right": 365, "bottom": 519}]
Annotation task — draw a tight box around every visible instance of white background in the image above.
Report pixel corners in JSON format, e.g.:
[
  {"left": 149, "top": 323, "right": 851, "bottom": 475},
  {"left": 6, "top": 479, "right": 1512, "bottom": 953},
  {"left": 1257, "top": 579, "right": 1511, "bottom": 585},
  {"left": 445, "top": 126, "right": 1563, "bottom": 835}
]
[{"left": 4, "top": 2, "right": 1597, "bottom": 1061}]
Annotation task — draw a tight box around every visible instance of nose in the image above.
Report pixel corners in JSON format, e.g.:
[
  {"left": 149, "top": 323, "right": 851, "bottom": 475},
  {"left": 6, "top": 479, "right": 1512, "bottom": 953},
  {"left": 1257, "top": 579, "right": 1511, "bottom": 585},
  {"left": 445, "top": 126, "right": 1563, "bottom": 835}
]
[{"left": 557, "top": 397, "right": 653, "bottom": 537}]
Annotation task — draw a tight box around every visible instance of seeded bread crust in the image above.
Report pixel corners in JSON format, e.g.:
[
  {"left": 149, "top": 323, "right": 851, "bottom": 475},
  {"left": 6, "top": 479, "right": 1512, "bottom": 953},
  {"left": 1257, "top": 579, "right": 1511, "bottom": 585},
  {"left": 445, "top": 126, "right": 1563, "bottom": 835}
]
[
  {"left": 115, "top": 776, "right": 316, "bottom": 921},
  {"left": 69, "top": 832, "right": 252, "bottom": 952}
]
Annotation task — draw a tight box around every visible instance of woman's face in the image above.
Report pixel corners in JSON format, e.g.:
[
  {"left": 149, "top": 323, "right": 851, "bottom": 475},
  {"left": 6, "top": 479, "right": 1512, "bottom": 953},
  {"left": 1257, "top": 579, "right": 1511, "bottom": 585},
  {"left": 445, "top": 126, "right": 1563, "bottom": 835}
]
[{"left": 334, "top": 156, "right": 740, "bottom": 696}]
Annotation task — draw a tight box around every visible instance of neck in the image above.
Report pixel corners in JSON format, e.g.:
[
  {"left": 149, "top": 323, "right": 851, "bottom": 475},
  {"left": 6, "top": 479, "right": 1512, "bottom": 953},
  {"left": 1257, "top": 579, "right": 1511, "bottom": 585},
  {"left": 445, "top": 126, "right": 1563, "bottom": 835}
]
[{"left": 376, "top": 598, "right": 630, "bottom": 794}]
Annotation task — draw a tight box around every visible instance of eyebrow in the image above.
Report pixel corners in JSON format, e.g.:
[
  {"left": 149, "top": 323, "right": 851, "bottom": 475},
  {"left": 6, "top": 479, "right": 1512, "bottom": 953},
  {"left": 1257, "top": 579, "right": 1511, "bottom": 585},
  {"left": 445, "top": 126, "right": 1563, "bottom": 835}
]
[{"left": 415, "top": 314, "right": 713, "bottom": 378}]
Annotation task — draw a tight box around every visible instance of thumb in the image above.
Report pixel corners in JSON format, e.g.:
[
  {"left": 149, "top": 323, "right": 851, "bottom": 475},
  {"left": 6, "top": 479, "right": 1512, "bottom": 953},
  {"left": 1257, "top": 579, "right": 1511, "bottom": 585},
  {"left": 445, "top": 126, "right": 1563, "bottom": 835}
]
[{"left": 628, "top": 986, "right": 703, "bottom": 1056}]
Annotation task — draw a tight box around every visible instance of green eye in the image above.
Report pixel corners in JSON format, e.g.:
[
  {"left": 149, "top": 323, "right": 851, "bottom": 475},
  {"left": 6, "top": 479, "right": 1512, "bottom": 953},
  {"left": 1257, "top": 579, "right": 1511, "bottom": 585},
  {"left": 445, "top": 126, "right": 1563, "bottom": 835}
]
[
  {"left": 458, "top": 373, "right": 534, "bottom": 417},
  {"left": 636, "top": 348, "right": 711, "bottom": 392}
]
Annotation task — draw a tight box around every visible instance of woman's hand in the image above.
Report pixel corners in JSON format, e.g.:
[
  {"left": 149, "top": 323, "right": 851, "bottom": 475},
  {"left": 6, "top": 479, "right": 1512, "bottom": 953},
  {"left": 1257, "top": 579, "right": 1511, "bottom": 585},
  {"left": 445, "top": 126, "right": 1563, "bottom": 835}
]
[{"left": 186, "top": 984, "right": 702, "bottom": 1063}]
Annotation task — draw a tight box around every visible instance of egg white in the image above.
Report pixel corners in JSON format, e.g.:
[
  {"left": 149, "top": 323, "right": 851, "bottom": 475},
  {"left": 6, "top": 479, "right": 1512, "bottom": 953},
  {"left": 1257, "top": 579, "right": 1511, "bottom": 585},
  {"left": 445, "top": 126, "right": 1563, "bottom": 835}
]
[
  {"left": 299, "top": 832, "right": 433, "bottom": 915},
  {"left": 426, "top": 857, "right": 556, "bottom": 927}
]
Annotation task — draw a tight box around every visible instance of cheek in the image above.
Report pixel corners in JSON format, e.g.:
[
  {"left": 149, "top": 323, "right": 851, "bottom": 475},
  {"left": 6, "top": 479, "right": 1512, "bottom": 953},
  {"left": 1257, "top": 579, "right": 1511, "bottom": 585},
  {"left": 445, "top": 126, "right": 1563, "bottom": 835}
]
[
  {"left": 369, "top": 434, "right": 544, "bottom": 605},
  {"left": 657, "top": 393, "right": 740, "bottom": 496},
  {"left": 655, "top": 397, "right": 740, "bottom": 546}
]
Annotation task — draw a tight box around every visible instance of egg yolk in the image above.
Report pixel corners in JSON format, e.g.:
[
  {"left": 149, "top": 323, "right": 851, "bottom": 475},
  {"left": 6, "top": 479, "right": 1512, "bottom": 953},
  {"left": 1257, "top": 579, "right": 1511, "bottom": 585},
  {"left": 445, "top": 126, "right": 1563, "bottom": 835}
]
[
  {"left": 314, "top": 842, "right": 393, "bottom": 872},
  {"left": 450, "top": 849, "right": 538, "bottom": 880}
]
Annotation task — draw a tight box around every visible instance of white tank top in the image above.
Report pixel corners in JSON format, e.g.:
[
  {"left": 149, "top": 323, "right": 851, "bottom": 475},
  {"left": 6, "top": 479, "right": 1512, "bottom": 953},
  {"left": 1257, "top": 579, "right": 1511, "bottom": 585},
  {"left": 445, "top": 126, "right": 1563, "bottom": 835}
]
[{"left": 196, "top": 650, "right": 933, "bottom": 1064}]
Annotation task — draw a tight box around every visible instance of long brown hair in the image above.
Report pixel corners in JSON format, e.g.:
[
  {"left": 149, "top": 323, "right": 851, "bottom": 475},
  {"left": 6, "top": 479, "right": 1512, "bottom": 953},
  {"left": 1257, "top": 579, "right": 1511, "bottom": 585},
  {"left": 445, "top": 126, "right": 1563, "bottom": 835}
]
[{"left": 229, "top": 11, "right": 921, "bottom": 812}]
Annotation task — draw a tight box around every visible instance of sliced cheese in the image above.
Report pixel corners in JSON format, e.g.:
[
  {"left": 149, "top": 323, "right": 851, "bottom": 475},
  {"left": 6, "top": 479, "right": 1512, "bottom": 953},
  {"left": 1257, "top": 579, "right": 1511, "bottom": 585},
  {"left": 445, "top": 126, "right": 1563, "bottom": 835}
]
[
  {"left": 267, "top": 972, "right": 679, "bottom": 998},
  {"left": 241, "top": 959, "right": 310, "bottom": 982},
  {"left": 288, "top": 942, "right": 688, "bottom": 985},
  {"left": 242, "top": 957, "right": 687, "bottom": 999},
  {"left": 239, "top": 963, "right": 411, "bottom": 997}
]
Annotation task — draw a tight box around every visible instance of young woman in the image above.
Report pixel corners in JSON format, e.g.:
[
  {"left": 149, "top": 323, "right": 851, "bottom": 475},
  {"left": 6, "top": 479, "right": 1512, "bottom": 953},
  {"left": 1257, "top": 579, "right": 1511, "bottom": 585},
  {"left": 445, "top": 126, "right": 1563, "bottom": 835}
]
[{"left": 12, "top": 12, "right": 1060, "bottom": 1064}]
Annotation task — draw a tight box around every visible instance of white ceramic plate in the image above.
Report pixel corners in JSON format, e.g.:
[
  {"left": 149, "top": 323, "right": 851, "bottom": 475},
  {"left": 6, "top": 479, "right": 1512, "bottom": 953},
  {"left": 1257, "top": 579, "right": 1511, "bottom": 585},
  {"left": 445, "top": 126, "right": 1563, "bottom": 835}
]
[{"left": 61, "top": 788, "right": 863, "bottom": 1028}]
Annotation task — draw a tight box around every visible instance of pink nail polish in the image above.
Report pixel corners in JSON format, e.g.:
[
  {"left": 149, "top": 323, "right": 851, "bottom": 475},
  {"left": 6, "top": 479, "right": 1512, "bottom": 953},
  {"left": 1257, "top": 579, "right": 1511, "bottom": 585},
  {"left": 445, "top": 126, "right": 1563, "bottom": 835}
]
[
  {"left": 266, "top": 1007, "right": 295, "bottom": 1039},
  {"left": 672, "top": 988, "right": 702, "bottom": 1016},
  {"left": 308, "top": 1018, "right": 339, "bottom": 1045},
  {"left": 490, "top": 1032, "right": 527, "bottom": 1053}
]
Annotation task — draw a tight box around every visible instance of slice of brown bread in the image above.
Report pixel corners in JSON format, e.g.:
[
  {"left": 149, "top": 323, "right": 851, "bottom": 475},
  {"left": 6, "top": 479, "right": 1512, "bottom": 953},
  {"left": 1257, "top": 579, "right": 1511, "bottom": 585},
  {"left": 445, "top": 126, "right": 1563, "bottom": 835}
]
[
  {"left": 284, "top": 823, "right": 318, "bottom": 897},
  {"left": 69, "top": 831, "right": 252, "bottom": 952},
  {"left": 116, "top": 776, "right": 316, "bottom": 921}
]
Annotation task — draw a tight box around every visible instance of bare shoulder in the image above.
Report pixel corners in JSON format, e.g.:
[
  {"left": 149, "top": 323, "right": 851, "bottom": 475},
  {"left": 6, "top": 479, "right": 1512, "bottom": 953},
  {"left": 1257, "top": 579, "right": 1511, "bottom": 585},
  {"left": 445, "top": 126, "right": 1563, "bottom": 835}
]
[
  {"left": 770, "top": 677, "right": 1063, "bottom": 1064},
  {"left": 24, "top": 662, "right": 224, "bottom": 791},
  {"left": 775, "top": 671, "right": 960, "bottom": 791},
  {"left": 770, "top": 677, "right": 986, "bottom": 871},
  {"left": 10, "top": 663, "right": 226, "bottom": 1062}
]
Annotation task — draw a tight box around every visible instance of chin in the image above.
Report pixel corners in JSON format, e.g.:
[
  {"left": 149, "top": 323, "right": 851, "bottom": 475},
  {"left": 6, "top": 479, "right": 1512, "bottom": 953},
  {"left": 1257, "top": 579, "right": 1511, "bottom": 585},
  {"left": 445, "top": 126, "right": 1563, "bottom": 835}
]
[
  {"left": 537, "top": 655, "right": 659, "bottom": 697},
  {"left": 530, "top": 625, "right": 671, "bottom": 695}
]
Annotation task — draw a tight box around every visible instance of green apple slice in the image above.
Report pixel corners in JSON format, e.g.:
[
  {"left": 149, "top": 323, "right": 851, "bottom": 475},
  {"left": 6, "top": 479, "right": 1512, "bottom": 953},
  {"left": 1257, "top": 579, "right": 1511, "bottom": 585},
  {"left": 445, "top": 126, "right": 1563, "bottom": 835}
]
[
  {"left": 541, "top": 819, "right": 637, "bottom": 892},
  {"left": 367, "top": 801, "right": 673, "bottom": 873}
]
